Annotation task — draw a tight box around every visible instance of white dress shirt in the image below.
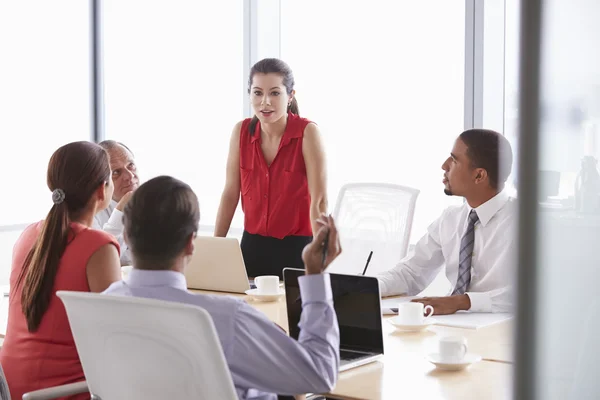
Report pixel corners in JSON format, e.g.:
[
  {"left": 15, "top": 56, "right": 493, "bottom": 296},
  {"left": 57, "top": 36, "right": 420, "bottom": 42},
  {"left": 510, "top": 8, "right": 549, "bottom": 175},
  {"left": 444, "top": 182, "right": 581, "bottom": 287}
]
[
  {"left": 104, "top": 269, "right": 340, "bottom": 399},
  {"left": 93, "top": 200, "right": 131, "bottom": 265},
  {"left": 377, "top": 190, "right": 517, "bottom": 313}
]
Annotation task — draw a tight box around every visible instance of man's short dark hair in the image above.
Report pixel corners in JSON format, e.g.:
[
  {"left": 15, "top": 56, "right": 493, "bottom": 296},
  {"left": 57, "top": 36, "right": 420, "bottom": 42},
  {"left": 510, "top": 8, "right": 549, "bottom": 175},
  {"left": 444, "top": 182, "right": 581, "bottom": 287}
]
[
  {"left": 459, "top": 129, "right": 513, "bottom": 190},
  {"left": 98, "top": 140, "right": 134, "bottom": 157},
  {"left": 123, "top": 176, "right": 199, "bottom": 269}
]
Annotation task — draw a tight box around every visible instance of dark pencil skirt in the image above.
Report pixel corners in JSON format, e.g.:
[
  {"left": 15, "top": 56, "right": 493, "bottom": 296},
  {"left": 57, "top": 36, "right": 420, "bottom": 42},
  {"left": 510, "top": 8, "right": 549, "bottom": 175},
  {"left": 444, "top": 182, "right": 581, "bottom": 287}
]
[{"left": 241, "top": 231, "right": 312, "bottom": 279}]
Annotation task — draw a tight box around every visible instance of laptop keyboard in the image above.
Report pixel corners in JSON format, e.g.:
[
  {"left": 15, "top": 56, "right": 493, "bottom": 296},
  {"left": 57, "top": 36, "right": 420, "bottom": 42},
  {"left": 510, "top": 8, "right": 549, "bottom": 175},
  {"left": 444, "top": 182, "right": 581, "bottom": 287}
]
[{"left": 340, "top": 349, "right": 370, "bottom": 363}]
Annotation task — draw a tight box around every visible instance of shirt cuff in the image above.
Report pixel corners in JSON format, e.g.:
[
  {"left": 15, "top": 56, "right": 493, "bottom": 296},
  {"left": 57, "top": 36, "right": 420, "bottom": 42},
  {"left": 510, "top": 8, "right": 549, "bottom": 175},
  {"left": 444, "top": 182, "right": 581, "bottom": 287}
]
[
  {"left": 107, "top": 208, "right": 125, "bottom": 230},
  {"left": 298, "top": 273, "right": 333, "bottom": 304},
  {"left": 466, "top": 291, "right": 492, "bottom": 313},
  {"left": 377, "top": 278, "right": 389, "bottom": 297}
]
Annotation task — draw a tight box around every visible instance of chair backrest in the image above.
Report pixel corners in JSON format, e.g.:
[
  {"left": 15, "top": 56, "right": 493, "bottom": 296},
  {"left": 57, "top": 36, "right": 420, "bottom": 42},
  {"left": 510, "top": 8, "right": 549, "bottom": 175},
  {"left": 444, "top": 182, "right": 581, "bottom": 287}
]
[
  {"left": 56, "top": 291, "right": 237, "bottom": 400},
  {"left": 328, "top": 183, "right": 420, "bottom": 276}
]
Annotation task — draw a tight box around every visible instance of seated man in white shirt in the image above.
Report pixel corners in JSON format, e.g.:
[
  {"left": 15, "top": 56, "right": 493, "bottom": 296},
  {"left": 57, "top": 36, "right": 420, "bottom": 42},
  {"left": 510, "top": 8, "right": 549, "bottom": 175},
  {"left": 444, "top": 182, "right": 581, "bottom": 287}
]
[
  {"left": 93, "top": 140, "right": 139, "bottom": 265},
  {"left": 104, "top": 175, "right": 342, "bottom": 399},
  {"left": 378, "top": 129, "right": 515, "bottom": 314}
]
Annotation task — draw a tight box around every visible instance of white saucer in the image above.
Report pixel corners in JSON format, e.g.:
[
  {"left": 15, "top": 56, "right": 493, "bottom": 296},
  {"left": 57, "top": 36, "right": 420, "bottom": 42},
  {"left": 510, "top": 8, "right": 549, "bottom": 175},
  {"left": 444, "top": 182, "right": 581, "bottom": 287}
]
[
  {"left": 245, "top": 288, "right": 285, "bottom": 302},
  {"left": 426, "top": 353, "right": 482, "bottom": 371},
  {"left": 387, "top": 317, "right": 436, "bottom": 332}
]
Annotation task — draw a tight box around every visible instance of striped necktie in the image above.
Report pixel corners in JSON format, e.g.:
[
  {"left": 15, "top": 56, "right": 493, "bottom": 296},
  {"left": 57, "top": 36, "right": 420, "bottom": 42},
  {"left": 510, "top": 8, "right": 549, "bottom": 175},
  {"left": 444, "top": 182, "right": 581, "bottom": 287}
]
[{"left": 452, "top": 210, "right": 479, "bottom": 295}]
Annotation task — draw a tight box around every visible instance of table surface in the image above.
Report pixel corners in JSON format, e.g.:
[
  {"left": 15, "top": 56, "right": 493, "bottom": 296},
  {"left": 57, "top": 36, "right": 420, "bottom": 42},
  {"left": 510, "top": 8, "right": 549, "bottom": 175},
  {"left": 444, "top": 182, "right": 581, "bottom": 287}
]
[{"left": 192, "top": 289, "right": 514, "bottom": 400}]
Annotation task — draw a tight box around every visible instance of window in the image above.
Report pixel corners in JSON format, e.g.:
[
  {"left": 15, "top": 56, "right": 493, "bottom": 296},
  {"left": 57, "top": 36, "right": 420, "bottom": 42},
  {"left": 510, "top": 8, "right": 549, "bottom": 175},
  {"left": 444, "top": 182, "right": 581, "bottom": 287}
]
[
  {"left": 0, "top": 0, "right": 91, "bottom": 285},
  {"left": 103, "top": 0, "right": 245, "bottom": 231},
  {"left": 280, "top": 0, "right": 465, "bottom": 242},
  {"left": 483, "top": 0, "right": 519, "bottom": 196}
]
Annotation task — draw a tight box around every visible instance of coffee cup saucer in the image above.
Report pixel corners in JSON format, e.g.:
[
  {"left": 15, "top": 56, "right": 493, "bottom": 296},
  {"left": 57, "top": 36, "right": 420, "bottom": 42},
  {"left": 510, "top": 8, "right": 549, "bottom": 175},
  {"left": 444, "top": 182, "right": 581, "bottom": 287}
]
[
  {"left": 245, "top": 288, "right": 285, "bottom": 302},
  {"left": 387, "top": 316, "right": 436, "bottom": 332},
  {"left": 426, "top": 353, "right": 482, "bottom": 371}
]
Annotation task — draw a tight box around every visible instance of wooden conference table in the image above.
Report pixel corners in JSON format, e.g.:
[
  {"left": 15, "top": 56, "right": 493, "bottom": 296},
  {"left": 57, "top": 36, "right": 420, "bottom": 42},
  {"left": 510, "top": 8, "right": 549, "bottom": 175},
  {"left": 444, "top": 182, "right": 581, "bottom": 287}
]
[{"left": 191, "top": 288, "right": 515, "bottom": 400}]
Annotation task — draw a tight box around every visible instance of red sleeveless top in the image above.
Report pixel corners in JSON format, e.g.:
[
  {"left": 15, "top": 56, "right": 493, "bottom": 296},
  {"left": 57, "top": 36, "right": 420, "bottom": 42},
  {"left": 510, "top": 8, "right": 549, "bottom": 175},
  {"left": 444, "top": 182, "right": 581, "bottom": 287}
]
[
  {"left": 0, "top": 221, "right": 119, "bottom": 400},
  {"left": 239, "top": 112, "right": 313, "bottom": 239}
]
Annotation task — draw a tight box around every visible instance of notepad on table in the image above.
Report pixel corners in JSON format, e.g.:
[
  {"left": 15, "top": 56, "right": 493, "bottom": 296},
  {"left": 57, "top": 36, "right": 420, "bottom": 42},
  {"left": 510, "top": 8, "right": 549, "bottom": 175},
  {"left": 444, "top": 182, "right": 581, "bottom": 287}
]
[{"left": 431, "top": 312, "right": 513, "bottom": 330}]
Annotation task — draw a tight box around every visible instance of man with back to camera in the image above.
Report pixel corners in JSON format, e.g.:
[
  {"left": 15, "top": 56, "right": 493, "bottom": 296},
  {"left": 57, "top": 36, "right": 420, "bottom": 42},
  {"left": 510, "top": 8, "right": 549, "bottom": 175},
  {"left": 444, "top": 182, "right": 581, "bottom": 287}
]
[
  {"left": 104, "top": 175, "right": 342, "bottom": 399},
  {"left": 378, "top": 129, "right": 516, "bottom": 314},
  {"left": 93, "top": 140, "right": 139, "bottom": 265}
]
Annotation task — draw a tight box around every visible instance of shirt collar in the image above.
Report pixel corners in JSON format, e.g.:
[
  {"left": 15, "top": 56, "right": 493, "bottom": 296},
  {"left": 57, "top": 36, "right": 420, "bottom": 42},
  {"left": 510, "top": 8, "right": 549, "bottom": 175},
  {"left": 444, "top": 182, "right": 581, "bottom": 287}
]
[
  {"left": 470, "top": 190, "right": 510, "bottom": 227},
  {"left": 109, "top": 199, "right": 118, "bottom": 210},
  {"left": 125, "top": 269, "right": 188, "bottom": 291},
  {"left": 250, "top": 112, "right": 301, "bottom": 145}
]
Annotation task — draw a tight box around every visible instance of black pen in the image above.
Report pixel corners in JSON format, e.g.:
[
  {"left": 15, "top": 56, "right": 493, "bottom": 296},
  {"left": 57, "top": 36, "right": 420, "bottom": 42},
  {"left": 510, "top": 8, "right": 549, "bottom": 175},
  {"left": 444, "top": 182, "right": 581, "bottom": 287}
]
[
  {"left": 322, "top": 228, "right": 330, "bottom": 268},
  {"left": 362, "top": 251, "right": 373, "bottom": 275}
]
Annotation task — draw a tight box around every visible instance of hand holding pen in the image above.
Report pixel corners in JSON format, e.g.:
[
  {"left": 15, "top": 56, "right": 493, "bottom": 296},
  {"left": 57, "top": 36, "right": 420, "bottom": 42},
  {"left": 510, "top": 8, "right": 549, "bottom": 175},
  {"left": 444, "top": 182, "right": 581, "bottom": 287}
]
[{"left": 302, "top": 214, "right": 342, "bottom": 275}]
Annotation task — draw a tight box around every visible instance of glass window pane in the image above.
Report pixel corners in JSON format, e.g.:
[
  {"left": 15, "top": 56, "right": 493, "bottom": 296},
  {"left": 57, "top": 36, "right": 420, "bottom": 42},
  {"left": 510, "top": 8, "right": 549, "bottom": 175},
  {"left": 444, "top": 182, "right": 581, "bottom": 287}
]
[
  {"left": 0, "top": 0, "right": 91, "bottom": 282},
  {"left": 0, "top": 1, "right": 91, "bottom": 224},
  {"left": 103, "top": 0, "right": 244, "bottom": 230},
  {"left": 483, "top": 0, "right": 519, "bottom": 196},
  {"left": 280, "top": 0, "right": 465, "bottom": 244},
  {"left": 535, "top": 0, "right": 600, "bottom": 398}
]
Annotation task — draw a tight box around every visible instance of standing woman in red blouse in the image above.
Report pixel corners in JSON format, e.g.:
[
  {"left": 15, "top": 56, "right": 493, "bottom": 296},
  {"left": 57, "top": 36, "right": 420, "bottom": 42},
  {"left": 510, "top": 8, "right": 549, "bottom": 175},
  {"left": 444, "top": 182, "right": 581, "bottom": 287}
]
[{"left": 215, "top": 58, "right": 328, "bottom": 279}]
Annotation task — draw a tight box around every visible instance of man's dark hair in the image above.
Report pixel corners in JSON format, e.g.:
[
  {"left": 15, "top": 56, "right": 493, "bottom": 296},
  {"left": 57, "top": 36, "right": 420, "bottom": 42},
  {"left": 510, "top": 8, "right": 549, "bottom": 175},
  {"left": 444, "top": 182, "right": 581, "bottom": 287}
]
[
  {"left": 123, "top": 176, "right": 199, "bottom": 269},
  {"left": 459, "top": 129, "right": 513, "bottom": 190},
  {"left": 98, "top": 140, "right": 134, "bottom": 157}
]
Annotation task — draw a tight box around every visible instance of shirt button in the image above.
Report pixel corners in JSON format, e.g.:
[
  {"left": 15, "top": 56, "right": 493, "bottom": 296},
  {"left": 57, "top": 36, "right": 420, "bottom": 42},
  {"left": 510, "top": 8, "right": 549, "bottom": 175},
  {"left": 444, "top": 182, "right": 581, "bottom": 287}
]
[
  {"left": 264, "top": 194, "right": 267, "bottom": 198},
  {"left": 266, "top": 173, "right": 269, "bottom": 177}
]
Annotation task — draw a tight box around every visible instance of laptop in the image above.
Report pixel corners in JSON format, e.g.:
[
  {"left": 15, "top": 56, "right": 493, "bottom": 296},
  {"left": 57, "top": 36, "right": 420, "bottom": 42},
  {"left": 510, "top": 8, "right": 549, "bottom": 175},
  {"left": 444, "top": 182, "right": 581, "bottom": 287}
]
[
  {"left": 283, "top": 268, "right": 384, "bottom": 371},
  {"left": 184, "top": 237, "right": 250, "bottom": 294}
]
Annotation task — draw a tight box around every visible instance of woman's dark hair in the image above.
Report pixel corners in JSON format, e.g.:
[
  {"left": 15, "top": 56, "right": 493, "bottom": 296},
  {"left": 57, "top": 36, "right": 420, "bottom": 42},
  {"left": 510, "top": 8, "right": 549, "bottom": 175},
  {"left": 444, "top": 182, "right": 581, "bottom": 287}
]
[
  {"left": 123, "top": 176, "right": 200, "bottom": 269},
  {"left": 459, "top": 129, "right": 514, "bottom": 190},
  {"left": 248, "top": 58, "right": 299, "bottom": 135},
  {"left": 16, "top": 141, "right": 111, "bottom": 332}
]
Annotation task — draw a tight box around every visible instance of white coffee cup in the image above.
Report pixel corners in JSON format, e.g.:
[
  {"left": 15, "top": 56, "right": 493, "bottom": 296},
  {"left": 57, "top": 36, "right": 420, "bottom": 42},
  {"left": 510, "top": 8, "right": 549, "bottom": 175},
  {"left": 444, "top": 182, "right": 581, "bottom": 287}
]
[
  {"left": 439, "top": 336, "right": 468, "bottom": 362},
  {"left": 396, "top": 302, "right": 434, "bottom": 325},
  {"left": 254, "top": 275, "right": 280, "bottom": 295}
]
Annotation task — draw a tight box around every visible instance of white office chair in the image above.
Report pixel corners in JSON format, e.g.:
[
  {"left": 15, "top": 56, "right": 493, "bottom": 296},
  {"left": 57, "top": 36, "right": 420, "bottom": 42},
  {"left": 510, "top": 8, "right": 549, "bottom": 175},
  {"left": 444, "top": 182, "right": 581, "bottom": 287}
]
[
  {"left": 327, "top": 183, "right": 420, "bottom": 276},
  {"left": 54, "top": 291, "right": 238, "bottom": 400},
  {"left": 21, "top": 382, "right": 90, "bottom": 400}
]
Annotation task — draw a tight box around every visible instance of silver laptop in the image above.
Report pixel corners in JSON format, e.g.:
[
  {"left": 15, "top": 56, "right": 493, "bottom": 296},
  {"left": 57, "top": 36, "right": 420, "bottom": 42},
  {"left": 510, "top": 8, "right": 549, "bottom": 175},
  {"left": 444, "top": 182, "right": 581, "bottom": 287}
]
[
  {"left": 184, "top": 237, "right": 250, "bottom": 294},
  {"left": 283, "top": 268, "right": 384, "bottom": 371}
]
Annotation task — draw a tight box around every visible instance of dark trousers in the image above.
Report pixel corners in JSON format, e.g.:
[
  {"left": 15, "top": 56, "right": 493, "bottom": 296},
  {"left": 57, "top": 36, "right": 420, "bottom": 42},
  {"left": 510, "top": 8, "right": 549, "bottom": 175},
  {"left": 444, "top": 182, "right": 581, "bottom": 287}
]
[{"left": 241, "top": 231, "right": 312, "bottom": 279}]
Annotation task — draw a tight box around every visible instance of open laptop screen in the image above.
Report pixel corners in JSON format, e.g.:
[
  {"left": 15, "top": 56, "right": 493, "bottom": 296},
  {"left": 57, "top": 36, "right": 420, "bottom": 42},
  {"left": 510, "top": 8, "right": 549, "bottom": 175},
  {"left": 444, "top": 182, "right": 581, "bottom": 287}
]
[{"left": 284, "top": 268, "right": 384, "bottom": 354}]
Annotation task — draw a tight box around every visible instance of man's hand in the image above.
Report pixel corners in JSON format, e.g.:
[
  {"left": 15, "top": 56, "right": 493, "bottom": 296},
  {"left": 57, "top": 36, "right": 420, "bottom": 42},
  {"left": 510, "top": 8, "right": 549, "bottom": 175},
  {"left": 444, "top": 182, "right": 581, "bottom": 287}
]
[
  {"left": 411, "top": 295, "right": 471, "bottom": 315},
  {"left": 302, "top": 214, "right": 342, "bottom": 275},
  {"left": 115, "top": 191, "right": 134, "bottom": 211}
]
